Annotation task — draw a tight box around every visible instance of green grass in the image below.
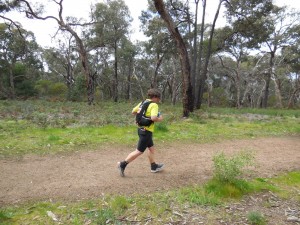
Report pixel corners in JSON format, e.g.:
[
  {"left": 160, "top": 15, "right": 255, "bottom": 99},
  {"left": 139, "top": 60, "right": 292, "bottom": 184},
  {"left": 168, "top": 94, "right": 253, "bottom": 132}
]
[
  {"left": 204, "top": 107, "right": 300, "bottom": 118},
  {"left": 268, "top": 171, "right": 300, "bottom": 200},
  {"left": 271, "top": 171, "right": 300, "bottom": 186},
  {"left": 0, "top": 100, "right": 299, "bottom": 157},
  {"left": 176, "top": 185, "right": 221, "bottom": 206}
]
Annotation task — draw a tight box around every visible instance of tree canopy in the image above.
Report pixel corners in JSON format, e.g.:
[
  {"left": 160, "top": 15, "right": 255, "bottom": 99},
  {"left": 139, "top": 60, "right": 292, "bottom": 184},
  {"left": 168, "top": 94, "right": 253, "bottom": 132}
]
[{"left": 0, "top": 0, "right": 299, "bottom": 112}]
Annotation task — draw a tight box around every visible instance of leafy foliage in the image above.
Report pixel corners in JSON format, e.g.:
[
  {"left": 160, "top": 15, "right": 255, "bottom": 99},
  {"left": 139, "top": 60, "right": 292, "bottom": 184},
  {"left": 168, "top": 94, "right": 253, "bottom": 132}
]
[
  {"left": 35, "top": 80, "right": 68, "bottom": 100},
  {"left": 212, "top": 150, "right": 254, "bottom": 183}
]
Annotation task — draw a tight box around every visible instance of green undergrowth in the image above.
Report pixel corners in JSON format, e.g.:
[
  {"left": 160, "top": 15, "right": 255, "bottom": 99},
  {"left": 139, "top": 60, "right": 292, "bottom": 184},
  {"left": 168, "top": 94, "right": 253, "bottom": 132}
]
[
  {"left": 0, "top": 100, "right": 299, "bottom": 158},
  {"left": 1, "top": 171, "right": 299, "bottom": 225}
]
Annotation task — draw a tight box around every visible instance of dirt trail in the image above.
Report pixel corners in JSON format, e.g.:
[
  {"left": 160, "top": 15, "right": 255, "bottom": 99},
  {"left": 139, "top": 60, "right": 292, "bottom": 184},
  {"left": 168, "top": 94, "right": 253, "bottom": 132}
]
[{"left": 0, "top": 136, "right": 299, "bottom": 206}]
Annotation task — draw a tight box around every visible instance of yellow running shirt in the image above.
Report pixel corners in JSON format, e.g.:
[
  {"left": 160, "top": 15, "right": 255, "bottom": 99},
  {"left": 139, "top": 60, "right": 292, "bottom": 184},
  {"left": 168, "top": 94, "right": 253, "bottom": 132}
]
[{"left": 132, "top": 99, "right": 159, "bottom": 132}]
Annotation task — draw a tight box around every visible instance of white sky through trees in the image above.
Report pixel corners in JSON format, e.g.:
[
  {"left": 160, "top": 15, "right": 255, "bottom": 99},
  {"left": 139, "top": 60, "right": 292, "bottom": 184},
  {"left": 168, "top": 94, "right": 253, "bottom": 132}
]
[{"left": 2, "top": 0, "right": 299, "bottom": 48}]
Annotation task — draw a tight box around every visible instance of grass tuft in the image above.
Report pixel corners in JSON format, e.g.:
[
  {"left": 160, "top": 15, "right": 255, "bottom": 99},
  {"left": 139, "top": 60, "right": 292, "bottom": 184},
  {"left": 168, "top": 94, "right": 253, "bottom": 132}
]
[
  {"left": 0, "top": 210, "right": 14, "bottom": 222},
  {"left": 205, "top": 179, "right": 253, "bottom": 199},
  {"left": 247, "top": 211, "right": 266, "bottom": 225},
  {"left": 110, "top": 196, "right": 130, "bottom": 212},
  {"left": 177, "top": 186, "right": 220, "bottom": 206}
]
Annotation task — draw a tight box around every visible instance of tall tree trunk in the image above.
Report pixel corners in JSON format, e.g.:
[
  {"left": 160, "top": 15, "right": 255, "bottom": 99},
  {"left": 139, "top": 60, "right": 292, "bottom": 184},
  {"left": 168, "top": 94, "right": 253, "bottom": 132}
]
[
  {"left": 271, "top": 74, "right": 283, "bottom": 108},
  {"left": 196, "top": 0, "right": 223, "bottom": 109},
  {"left": 133, "top": 67, "right": 145, "bottom": 100},
  {"left": 126, "top": 57, "right": 133, "bottom": 101},
  {"left": 9, "top": 63, "right": 15, "bottom": 99},
  {"left": 195, "top": 0, "right": 206, "bottom": 109},
  {"left": 235, "top": 63, "right": 241, "bottom": 108},
  {"left": 288, "top": 88, "right": 300, "bottom": 108},
  {"left": 241, "top": 84, "right": 252, "bottom": 107},
  {"left": 262, "top": 51, "right": 276, "bottom": 108},
  {"left": 262, "top": 73, "right": 271, "bottom": 108},
  {"left": 171, "top": 56, "right": 180, "bottom": 105},
  {"left": 65, "top": 36, "right": 75, "bottom": 92},
  {"left": 113, "top": 44, "right": 118, "bottom": 102},
  {"left": 258, "top": 80, "right": 266, "bottom": 108},
  {"left": 152, "top": 53, "right": 164, "bottom": 88},
  {"left": 236, "top": 75, "right": 241, "bottom": 108},
  {"left": 0, "top": 73, "right": 7, "bottom": 98},
  {"left": 153, "top": 0, "right": 193, "bottom": 117},
  {"left": 191, "top": 0, "right": 200, "bottom": 106},
  {"left": 75, "top": 36, "right": 94, "bottom": 105}
]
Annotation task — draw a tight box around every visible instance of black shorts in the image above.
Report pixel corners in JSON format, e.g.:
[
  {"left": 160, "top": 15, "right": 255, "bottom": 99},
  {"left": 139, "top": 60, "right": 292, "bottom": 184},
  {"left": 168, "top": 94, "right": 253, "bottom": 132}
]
[{"left": 137, "top": 128, "right": 153, "bottom": 152}]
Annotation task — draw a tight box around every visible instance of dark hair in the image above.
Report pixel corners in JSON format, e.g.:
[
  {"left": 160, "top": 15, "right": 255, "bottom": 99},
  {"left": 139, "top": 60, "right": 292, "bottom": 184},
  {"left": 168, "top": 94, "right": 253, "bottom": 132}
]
[{"left": 147, "top": 88, "right": 161, "bottom": 99}]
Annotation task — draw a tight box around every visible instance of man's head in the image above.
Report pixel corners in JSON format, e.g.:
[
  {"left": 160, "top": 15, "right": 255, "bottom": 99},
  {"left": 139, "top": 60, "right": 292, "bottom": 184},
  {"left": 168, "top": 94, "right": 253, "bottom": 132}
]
[{"left": 147, "top": 88, "right": 161, "bottom": 102}]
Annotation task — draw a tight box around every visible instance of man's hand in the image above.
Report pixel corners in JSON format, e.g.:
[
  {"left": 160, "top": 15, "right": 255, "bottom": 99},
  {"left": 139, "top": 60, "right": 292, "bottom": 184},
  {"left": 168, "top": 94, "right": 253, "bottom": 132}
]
[{"left": 151, "top": 115, "right": 163, "bottom": 122}]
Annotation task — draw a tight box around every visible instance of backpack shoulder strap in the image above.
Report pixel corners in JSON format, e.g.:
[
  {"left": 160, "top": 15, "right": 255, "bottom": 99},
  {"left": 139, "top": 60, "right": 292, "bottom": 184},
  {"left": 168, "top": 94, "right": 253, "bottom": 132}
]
[
  {"left": 140, "top": 100, "right": 153, "bottom": 116},
  {"left": 140, "top": 100, "right": 152, "bottom": 109}
]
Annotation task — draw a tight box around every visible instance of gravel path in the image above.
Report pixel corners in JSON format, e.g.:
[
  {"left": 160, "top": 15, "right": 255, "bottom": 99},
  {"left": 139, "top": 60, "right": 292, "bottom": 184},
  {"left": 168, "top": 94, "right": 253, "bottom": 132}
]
[{"left": 0, "top": 136, "right": 299, "bottom": 206}]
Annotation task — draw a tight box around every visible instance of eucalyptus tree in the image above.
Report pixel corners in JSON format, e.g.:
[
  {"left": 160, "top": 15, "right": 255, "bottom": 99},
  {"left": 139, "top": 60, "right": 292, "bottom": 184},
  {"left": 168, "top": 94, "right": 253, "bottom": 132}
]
[
  {"left": 222, "top": 0, "right": 273, "bottom": 107},
  {"left": 281, "top": 34, "right": 300, "bottom": 108},
  {"left": 192, "top": 0, "right": 205, "bottom": 108},
  {"left": 142, "top": 0, "right": 210, "bottom": 111},
  {"left": 89, "top": 45, "right": 111, "bottom": 100},
  {"left": 160, "top": 55, "right": 182, "bottom": 105},
  {"left": 113, "top": 37, "right": 137, "bottom": 100},
  {"left": 131, "top": 52, "right": 154, "bottom": 100},
  {"left": 42, "top": 33, "right": 80, "bottom": 94},
  {"left": 144, "top": 0, "right": 225, "bottom": 111},
  {"left": 14, "top": 0, "right": 97, "bottom": 104},
  {"left": 258, "top": 7, "right": 300, "bottom": 108},
  {"left": 140, "top": 0, "right": 180, "bottom": 91},
  {"left": 189, "top": 0, "right": 200, "bottom": 103},
  {"left": 91, "top": 0, "right": 132, "bottom": 102},
  {"left": 239, "top": 54, "right": 268, "bottom": 108},
  {"left": 223, "top": 0, "right": 300, "bottom": 108},
  {"left": 0, "top": 23, "right": 41, "bottom": 99},
  {"left": 152, "top": 0, "right": 193, "bottom": 117},
  {"left": 195, "top": 0, "right": 226, "bottom": 109},
  {"left": 216, "top": 32, "right": 252, "bottom": 108}
]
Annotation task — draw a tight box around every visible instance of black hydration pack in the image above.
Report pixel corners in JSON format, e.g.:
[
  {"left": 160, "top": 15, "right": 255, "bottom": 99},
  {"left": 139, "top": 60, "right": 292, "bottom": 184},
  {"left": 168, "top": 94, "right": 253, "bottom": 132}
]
[{"left": 135, "top": 100, "right": 153, "bottom": 126}]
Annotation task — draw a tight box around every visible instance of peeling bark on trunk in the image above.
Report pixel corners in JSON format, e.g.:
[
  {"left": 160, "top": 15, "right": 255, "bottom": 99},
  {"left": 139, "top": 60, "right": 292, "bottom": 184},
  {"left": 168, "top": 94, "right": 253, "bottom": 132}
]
[{"left": 74, "top": 34, "right": 94, "bottom": 105}]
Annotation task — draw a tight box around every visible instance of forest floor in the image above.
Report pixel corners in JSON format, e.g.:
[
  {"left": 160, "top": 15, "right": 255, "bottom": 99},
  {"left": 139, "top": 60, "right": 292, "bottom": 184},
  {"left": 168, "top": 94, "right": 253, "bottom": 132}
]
[{"left": 1, "top": 136, "right": 300, "bottom": 224}]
